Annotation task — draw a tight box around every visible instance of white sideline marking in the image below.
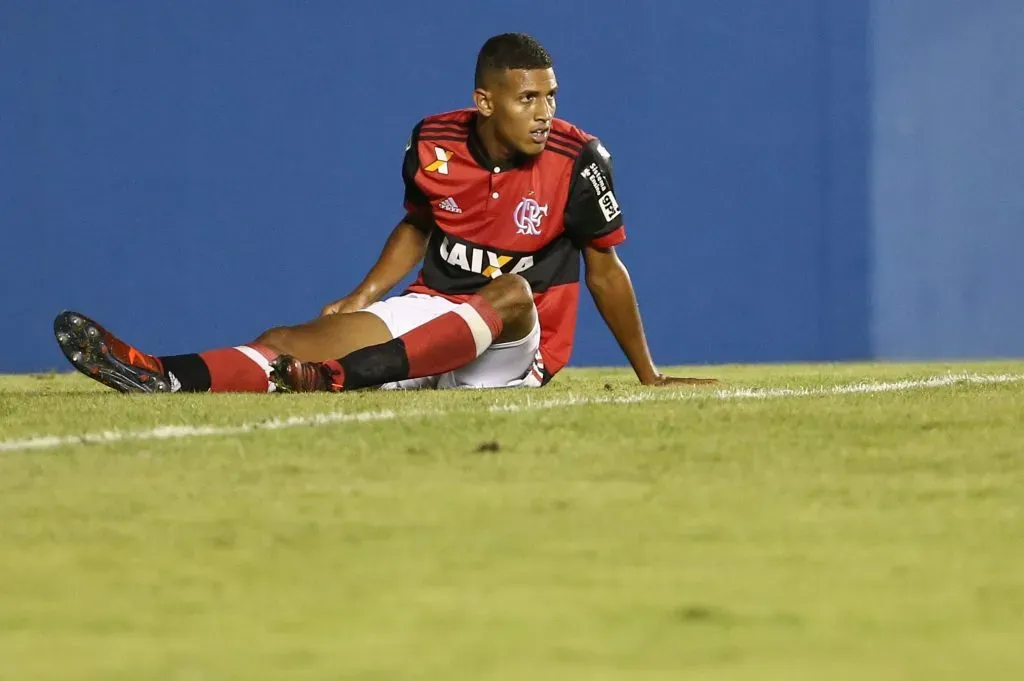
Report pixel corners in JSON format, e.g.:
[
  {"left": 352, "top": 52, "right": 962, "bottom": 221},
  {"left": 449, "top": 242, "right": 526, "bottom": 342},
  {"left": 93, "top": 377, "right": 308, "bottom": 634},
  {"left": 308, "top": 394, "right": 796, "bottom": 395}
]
[
  {"left": 490, "top": 372, "right": 1024, "bottom": 411},
  {"left": 1, "top": 372, "right": 1020, "bottom": 454}
]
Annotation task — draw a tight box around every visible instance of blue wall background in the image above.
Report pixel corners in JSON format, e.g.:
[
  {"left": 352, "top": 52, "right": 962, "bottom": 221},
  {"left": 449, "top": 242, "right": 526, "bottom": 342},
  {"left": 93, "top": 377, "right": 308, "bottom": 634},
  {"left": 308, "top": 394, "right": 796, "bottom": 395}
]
[
  {"left": 871, "top": 0, "right": 1024, "bottom": 359},
  {"left": 0, "top": 0, "right": 1018, "bottom": 374}
]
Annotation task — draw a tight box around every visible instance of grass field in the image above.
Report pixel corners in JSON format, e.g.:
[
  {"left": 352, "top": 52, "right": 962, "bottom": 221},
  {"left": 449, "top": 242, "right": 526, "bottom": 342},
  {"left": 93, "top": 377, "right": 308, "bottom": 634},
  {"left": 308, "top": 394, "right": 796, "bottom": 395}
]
[{"left": 1, "top": 362, "right": 1023, "bottom": 681}]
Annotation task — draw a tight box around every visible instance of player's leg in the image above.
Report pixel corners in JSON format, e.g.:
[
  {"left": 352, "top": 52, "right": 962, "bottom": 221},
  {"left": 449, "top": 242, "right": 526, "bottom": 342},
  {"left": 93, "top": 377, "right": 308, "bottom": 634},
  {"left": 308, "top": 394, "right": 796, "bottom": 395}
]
[
  {"left": 349, "top": 293, "right": 470, "bottom": 390},
  {"left": 437, "top": 323, "right": 544, "bottom": 389},
  {"left": 255, "top": 312, "right": 392, "bottom": 362},
  {"left": 272, "top": 274, "right": 538, "bottom": 392},
  {"left": 53, "top": 308, "right": 393, "bottom": 394},
  {"left": 155, "top": 312, "right": 393, "bottom": 392}
]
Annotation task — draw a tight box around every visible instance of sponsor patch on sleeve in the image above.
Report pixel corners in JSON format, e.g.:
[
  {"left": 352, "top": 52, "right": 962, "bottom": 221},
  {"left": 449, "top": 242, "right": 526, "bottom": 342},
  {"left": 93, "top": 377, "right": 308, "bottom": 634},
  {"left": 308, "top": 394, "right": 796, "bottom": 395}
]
[{"left": 598, "top": 191, "right": 621, "bottom": 222}]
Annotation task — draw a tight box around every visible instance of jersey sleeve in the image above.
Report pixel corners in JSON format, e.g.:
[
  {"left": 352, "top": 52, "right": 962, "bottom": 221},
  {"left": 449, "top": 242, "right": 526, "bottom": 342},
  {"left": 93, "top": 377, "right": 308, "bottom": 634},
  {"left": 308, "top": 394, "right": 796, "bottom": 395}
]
[
  {"left": 402, "top": 120, "right": 429, "bottom": 215},
  {"left": 563, "top": 138, "right": 626, "bottom": 248}
]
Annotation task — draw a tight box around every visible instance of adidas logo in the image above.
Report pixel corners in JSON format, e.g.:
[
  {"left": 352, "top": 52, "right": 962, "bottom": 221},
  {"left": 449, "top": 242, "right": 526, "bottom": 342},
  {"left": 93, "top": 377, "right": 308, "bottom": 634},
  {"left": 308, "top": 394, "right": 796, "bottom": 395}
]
[{"left": 438, "top": 197, "right": 462, "bottom": 214}]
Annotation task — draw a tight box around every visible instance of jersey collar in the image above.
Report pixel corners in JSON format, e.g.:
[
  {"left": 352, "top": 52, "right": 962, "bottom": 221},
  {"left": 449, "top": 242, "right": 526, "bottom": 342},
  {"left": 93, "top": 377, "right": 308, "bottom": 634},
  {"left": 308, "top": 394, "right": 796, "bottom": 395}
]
[{"left": 468, "top": 115, "right": 530, "bottom": 172}]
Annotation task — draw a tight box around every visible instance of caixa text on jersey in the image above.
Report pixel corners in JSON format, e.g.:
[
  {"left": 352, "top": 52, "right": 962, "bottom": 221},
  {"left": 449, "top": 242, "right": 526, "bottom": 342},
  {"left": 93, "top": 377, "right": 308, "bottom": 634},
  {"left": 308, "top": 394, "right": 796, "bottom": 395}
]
[{"left": 439, "top": 236, "right": 534, "bottom": 279}]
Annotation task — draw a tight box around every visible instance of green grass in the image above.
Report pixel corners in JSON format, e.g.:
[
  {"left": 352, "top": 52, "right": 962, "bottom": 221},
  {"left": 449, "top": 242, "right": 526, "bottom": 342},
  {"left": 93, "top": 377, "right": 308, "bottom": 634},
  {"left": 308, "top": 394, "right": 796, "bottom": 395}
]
[{"left": 1, "top": 361, "right": 1023, "bottom": 680}]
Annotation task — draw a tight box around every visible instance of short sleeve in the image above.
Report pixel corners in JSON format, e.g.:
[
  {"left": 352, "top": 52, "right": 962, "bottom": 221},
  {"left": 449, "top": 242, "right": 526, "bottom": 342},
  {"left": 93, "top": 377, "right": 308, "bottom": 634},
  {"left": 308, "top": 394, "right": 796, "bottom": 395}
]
[
  {"left": 563, "top": 139, "right": 626, "bottom": 248},
  {"left": 402, "top": 120, "right": 429, "bottom": 213}
]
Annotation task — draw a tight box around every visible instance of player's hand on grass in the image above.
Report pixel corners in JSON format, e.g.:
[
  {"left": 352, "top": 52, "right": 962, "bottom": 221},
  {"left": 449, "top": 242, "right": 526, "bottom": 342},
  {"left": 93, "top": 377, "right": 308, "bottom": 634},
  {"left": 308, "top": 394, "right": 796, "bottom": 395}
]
[{"left": 643, "top": 374, "right": 719, "bottom": 387}]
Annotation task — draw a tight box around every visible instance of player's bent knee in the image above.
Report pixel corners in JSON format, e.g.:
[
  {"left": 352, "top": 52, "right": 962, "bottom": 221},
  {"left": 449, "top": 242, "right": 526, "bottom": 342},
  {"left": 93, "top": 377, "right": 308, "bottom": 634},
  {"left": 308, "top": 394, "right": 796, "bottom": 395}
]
[
  {"left": 482, "top": 274, "right": 537, "bottom": 338},
  {"left": 504, "top": 273, "right": 534, "bottom": 303},
  {"left": 483, "top": 273, "right": 533, "bottom": 308}
]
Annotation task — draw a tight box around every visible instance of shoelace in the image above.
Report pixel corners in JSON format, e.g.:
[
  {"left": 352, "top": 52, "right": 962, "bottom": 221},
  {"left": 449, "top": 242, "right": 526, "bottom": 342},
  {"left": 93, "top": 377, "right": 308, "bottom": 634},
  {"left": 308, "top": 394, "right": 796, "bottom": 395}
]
[{"left": 292, "top": 362, "right": 321, "bottom": 391}]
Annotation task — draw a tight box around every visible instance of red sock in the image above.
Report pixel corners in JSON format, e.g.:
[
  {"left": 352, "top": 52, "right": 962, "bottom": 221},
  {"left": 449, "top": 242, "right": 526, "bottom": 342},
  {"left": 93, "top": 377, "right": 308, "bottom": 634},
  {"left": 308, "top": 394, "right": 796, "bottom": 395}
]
[
  {"left": 199, "top": 344, "right": 279, "bottom": 392},
  {"left": 400, "top": 295, "right": 503, "bottom": 379},
  {"left": 332, "top": 294, "right": 505, "bottom": 390}
]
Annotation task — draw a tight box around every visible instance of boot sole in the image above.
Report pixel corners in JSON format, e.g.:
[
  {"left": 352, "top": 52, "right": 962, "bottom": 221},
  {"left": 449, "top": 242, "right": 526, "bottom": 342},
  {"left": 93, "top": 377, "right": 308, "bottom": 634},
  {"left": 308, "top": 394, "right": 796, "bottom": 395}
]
[{"left": 54, "top": 311, "right": 170, "bottom": 394}]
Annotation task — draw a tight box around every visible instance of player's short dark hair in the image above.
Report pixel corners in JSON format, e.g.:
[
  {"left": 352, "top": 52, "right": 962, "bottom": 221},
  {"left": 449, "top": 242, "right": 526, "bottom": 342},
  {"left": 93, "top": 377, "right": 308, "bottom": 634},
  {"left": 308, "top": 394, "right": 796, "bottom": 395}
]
[{"left": 474, "top": 33, "right": 553, "bottom": 88}]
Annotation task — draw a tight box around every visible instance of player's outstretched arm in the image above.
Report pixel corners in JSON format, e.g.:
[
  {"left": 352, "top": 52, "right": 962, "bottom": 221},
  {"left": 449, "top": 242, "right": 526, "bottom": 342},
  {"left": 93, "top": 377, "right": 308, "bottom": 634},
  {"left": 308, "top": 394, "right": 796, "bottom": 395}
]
[
  {"left": 582, "top": 244, "right": 717, "bottom": 386},
  {"left": 320, "top": 215, "right": 430, "bottom": 316}
]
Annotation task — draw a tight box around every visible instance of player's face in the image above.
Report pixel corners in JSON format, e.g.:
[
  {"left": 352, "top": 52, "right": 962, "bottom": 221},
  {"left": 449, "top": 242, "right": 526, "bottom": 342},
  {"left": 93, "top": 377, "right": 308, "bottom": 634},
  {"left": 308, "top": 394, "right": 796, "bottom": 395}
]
[{"left": 482, "top": 68, "right": 558, "bottom": 157}]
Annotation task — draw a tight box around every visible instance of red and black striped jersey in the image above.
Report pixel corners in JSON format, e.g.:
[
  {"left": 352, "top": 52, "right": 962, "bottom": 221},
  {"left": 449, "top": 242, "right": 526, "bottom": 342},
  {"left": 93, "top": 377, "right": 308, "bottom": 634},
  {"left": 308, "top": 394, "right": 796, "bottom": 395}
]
[{"left": 401, "top": 108, "right": 626, "bottom": 382}]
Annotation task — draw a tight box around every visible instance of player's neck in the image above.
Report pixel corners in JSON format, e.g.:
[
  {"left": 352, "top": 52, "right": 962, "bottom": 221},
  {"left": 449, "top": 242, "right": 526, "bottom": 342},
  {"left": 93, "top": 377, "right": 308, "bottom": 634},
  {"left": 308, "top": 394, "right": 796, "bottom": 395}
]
[{"left": 474, "top": 118, "right": 515, "bottom": 166}]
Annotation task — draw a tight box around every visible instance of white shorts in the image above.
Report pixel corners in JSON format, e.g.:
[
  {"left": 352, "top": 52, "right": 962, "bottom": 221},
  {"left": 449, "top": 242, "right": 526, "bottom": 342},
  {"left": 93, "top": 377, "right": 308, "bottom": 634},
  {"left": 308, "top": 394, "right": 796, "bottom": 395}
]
[{"left": 363, "top": 293, "right": 544, "bottom": 390}]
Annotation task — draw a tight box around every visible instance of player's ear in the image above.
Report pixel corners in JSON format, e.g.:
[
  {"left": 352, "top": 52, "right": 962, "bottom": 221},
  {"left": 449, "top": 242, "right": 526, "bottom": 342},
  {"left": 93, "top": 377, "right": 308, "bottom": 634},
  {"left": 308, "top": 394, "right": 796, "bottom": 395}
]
[{"left": 474, "top": 88, "right": 494, "bottom": 118}]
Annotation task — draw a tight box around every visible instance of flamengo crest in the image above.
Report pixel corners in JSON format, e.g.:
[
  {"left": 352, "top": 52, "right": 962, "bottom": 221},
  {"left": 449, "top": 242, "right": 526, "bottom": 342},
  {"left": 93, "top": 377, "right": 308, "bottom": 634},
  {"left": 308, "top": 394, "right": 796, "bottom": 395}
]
[{"left": 513, "top": 197, "right": 548, "bottom": 236}]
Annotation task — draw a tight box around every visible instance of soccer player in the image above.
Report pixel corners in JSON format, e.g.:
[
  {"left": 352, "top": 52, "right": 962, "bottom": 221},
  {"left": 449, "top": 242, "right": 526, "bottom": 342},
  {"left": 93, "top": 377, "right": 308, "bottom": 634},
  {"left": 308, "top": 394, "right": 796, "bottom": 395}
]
[{"left": 53, "top": 33, "right": 715, "bottom": 393}]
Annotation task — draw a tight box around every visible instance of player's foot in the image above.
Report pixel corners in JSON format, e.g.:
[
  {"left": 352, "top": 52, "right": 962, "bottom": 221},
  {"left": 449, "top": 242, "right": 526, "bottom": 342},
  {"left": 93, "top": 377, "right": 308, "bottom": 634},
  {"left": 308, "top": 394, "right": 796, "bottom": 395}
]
[
  {"left": 269, "top": 355, "right": 342, "bottom": 393},
  {"left": 53, "top": 310, "right": 171, "bottom": 393}
]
